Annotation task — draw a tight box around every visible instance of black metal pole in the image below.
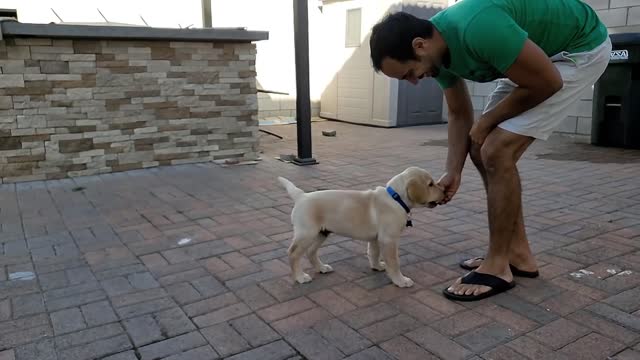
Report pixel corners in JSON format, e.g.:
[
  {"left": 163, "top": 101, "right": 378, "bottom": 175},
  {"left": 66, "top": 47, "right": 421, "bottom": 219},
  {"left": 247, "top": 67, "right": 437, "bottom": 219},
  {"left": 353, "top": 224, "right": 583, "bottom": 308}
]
[{"left": 292, "top": 0, "right": 317, "bottom": 165}]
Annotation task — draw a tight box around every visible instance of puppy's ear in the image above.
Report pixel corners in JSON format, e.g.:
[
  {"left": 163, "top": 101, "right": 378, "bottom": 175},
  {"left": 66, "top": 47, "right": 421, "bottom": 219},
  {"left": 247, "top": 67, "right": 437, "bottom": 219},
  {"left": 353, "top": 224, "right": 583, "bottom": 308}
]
[{"left": 407, "top": 177, "right": 428, "bottom": 205}]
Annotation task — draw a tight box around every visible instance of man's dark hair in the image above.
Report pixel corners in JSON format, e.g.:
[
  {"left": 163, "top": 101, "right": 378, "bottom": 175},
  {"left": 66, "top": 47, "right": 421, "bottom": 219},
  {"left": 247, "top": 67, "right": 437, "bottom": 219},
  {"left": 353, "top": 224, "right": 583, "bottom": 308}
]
[{"left": 369, "top": 11, "right": 435, "bottom": 72}]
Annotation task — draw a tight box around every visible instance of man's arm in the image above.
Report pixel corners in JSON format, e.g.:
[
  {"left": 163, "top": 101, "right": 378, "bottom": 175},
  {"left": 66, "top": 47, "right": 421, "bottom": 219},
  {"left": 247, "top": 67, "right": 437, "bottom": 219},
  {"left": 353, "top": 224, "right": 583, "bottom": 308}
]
[
  {"left": 478, "top": 39, "right": 563, "bottom": 131},
  {"left": 444, "top": 78, "right": 474, "bottom": 175},
  {"left": 437, "top": 77, "right": 474, "bottom": 204}
]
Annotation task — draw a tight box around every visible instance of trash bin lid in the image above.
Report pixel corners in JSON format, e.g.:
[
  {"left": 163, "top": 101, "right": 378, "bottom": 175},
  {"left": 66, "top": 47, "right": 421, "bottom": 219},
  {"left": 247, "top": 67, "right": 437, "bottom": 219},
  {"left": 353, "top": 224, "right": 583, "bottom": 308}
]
[{"left": 610, "top": 33, "right": 640, "bottom": 46}]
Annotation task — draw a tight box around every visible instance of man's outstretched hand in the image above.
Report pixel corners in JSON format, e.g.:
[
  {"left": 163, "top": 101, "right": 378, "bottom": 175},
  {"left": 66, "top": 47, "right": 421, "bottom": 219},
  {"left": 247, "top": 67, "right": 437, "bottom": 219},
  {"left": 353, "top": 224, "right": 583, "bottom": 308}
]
[{"left": 437, "top": 172, "right": 461, "bottom": 205}]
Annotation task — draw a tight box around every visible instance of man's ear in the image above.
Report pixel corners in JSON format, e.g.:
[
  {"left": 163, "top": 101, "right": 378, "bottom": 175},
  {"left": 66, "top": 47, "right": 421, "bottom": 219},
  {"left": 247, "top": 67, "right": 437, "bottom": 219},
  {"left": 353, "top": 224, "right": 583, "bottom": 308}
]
[{"left": 412, "top": 37, "right": 427, "bottom": 55}]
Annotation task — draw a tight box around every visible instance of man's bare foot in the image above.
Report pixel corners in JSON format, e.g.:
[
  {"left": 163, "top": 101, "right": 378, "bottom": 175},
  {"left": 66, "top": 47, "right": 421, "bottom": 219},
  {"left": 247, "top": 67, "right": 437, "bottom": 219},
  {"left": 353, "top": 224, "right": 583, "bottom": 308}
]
[
  {"left": 461, "top": 253, "right": 538, "bottom": 273},
  {"left": 448, "top": 263, "right": 513, "bottom": 296}
]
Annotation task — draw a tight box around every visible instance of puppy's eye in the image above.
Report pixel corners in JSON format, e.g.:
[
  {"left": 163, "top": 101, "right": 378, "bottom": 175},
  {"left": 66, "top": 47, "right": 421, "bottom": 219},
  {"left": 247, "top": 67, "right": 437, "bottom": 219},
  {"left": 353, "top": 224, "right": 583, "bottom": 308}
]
[{"left": 428, "top": 183, "right": 433, "bottom": 187}]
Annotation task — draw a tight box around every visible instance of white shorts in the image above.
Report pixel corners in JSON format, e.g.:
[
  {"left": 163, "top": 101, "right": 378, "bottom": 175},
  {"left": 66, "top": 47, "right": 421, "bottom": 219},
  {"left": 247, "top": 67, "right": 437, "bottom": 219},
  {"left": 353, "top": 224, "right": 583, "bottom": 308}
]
[{"left": 485, "top": 37, "right": 612, "bottom": 140}]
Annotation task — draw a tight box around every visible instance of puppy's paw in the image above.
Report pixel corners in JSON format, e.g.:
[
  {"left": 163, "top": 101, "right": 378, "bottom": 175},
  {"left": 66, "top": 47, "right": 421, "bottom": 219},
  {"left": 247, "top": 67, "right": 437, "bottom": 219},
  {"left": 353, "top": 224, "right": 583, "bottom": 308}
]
[
  {"left": 318, "top": 264, "right": 333, "bottom": 274},
  {"left": 393, "top": 276, "right": 414, "bottom": 288},
  {"left": 295, "top": 273, "right": 312, "bottom": 284},
  {"left": 371, "top": 261, "right": 386, "bottom": 272}
]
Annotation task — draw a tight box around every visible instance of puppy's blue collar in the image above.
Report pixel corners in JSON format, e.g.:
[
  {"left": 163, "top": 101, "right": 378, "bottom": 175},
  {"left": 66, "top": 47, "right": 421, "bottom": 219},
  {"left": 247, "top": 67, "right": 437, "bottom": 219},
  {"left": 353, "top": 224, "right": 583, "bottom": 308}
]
[{"left": 386, "top": 186, "right": 412, "bottom": 227}]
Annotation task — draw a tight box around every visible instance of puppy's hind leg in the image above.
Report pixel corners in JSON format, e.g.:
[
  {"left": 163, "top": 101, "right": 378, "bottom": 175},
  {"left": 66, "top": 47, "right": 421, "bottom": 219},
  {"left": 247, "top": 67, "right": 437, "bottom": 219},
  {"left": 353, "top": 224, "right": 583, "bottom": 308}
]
[
  {"left": 307, "top": 231, "right": 333, "bottom": 274},
  {"left": 288, "top": 230, "right": 317, "bottom": 284}
]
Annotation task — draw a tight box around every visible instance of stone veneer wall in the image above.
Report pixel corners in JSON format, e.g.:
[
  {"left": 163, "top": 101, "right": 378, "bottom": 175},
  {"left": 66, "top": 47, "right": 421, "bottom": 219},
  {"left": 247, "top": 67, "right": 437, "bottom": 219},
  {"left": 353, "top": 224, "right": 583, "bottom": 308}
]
[{"left": 0, "top": 37, "right": 259, "bottom": 183}]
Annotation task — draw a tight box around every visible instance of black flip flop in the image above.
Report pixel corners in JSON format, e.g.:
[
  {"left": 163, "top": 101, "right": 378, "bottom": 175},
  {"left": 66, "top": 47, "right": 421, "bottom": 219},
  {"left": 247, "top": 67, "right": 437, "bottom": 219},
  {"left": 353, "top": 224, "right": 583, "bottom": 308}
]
[
  {"left": 459, "top": 257, "right": 540, "bottom": 278},
  {"left": 443, "top": 271, "right": 515, "bottom": 302}
]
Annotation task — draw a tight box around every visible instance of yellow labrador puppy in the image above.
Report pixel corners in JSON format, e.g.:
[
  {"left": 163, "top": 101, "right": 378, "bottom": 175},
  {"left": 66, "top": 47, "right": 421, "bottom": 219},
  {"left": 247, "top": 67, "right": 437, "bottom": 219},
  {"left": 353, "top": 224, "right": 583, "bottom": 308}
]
[{"left": 278, "top": 166, "right": 444, "bottom": 288}]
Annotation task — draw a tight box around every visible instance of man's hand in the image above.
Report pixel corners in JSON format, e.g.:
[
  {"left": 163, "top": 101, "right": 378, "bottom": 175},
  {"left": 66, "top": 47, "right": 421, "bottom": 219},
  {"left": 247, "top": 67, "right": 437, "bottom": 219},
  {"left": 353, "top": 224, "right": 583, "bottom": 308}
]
[
  {"left": 437, "top": 172, "right": 461, "bottom": 204},
  {"left": 469, "top": 119, "right": 492, "bottom": 146}
]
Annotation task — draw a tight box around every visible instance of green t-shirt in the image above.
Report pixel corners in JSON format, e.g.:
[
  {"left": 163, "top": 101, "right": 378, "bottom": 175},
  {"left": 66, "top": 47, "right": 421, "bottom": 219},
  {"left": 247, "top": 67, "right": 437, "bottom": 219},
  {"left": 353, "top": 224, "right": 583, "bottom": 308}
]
[{"left": 430, "top": 0, "right": 608, "bottom": 89}]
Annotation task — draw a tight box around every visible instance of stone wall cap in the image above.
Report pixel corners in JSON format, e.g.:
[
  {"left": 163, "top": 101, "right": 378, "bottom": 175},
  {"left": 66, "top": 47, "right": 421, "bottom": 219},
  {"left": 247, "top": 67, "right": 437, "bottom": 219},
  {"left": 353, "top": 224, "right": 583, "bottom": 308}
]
[{"left": 0, "top": 19, "right": 269, "bottom": 42}]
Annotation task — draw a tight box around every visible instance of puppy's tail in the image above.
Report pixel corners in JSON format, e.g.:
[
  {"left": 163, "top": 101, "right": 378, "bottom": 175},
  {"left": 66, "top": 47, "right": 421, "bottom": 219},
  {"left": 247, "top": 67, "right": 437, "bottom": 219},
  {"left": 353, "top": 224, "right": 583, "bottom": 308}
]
[{"left": 278, "top": 176, "right": 304, "bottom": 202}]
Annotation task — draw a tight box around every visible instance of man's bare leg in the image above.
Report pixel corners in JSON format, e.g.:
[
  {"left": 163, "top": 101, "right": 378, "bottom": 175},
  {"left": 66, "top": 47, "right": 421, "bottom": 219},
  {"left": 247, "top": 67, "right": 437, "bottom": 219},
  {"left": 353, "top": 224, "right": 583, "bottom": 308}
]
[
  {"left": 448, "top": 128, "right": 535, "bottom": 296},
  {"left": 462, "top": 141, "right": 537, "bottom": 272}
]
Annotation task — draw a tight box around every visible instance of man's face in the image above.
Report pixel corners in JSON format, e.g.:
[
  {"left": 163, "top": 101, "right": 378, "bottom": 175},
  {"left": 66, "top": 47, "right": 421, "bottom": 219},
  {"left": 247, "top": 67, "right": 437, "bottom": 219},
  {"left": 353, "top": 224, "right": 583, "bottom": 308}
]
[{"left": 379, "top": 37, "right": 440, "bottom": 85}]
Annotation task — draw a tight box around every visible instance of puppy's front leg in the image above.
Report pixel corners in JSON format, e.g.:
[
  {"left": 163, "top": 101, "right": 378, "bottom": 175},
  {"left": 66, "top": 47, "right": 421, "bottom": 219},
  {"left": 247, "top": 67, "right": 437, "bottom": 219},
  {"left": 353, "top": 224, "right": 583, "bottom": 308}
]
[
  {"left": 367, "top": 242, "right": 386, "bottom": 271},
  {"left": 379, "top": 236, "right": 413, "bottom": 288}
]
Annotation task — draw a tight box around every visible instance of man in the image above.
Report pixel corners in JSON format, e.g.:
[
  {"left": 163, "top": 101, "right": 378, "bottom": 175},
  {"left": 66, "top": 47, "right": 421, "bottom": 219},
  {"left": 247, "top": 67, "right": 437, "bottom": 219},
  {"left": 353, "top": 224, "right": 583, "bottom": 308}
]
[{"left": 369, "top": 0, "right": 610, "bottom": 301}]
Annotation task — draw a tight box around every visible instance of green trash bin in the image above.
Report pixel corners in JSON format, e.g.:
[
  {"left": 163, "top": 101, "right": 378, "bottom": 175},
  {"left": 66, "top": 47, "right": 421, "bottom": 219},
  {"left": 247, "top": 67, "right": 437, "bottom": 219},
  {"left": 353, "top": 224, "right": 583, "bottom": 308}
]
[{"left": 591, "top": 33, "right": 640, "bottom": 149}]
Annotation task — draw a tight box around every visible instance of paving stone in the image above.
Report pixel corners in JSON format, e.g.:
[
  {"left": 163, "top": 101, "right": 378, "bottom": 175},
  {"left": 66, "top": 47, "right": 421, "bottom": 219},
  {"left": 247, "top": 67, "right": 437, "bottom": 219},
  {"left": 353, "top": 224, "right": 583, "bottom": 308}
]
[
  {"left": 285, "top": 328, "right": 345, "bottom": 360},
  {"left": 612, "top": 348, "right": 640, "bottom": 360},
  {"left": 0, "top": 314, "right": 49, "bottom": 336},
  {"left": 122, "top": 314, "right": 163, "bottom": 347},
  {"left": 527, "top": 318, "right": 591, "bottom": 350},
  {"left": 230, "top": 314, "right": 280, "bottom": 347},
  {"left": 432, "top": 310, "right": 492, "bottom": 337},
  {"left": 389, "top": 296, "right": 444, "bottom": 324},
  {"left": 80, "top": 300, "right": 118, "bottom": 326},
  {"left": 65, "top": 267, "right": 96, "bottom": 285},
  {"left": 14, "top": 339, "right": 56, "bottom": 360},
  {"left": 201, "top": 322, "right": 249, "bottom": 357},
  {"left": 45, "top": 288, "right": 106, "bottom": 312},
  {"left": 96, "top": 264, "right": 149, "bottom": 281},
  {"left": 559, "top": 332, "right": 626, "bottom": 360},
  {"left": 138, "top": 332, "right": 208, "bottom": 360},
  {"left": 332, "top": 284, "right": 379, "bottom": 307},
  {"left": 271, "top": 307, "right": 332, "bottom": 335},
  {"left": 491, "top": 293, "right": 558, "bottom": 324},
  {"left": 191, "top": 276, "right": 226, "bottom": 297},
  {"left": 235, "top": 285, "right": 277, "bottom": 310},
  {"left": 380, "top": 336, "right": 439, "bottom": 360},
  {"left": 344, "top": 347, "right": 393, "bottom": 360},
  {"left": 193, "top": 302, "right": 252, "bottom": 328},
  {"left": 481, "top": 345, "right": 526, "bottom": 360},
  {"left": 0, "top": 324, "right": 53, "bottom": 349},
  {"left": 453, "top": 322, "right": 516, "bottom": 353},
  {"left": 308, "top": 289, "right": 357, "bottom": 316},
  {"left": 257, "top": 296, "right": 315, "bottom": 322},
  {"left": 567, "top": 310, "right": 640, "bottom": 345},
  {"left": 505, "top": 336, "right": 570, "bottom": 360},
  {"left": 12, "top": 293, "right": 45, "bottom": 318},
  {"left": 0, "top": 350, "right": 14, "bottom": 360},
  {"left": 359, "top": 314, "right": 421, "bottom": 343},
  {"left": 313, "top": 319, "right": 373, "bottom": 355},
  {"left": 184, "top": 292, "right": 239, "bottom": 317},
  {"left": 55, "top": 323, "right": 124, "bottom": 350},
  {"left": 167, "top": 282, "right": 203, "bottom": 304},
  {"left": 50, "top": 307, "right": 86, "bottom": 335},
  {"left": 0, "top": 299, "right": 11, "bottom": 321},
  {"left": 340, "top": 303, "right": 399, "bottom": 330},
  {"left": 224, "top": 340, "right": 297, "bottom": 360},
  {"left": 111, "top": 287, "right": 167, "bottom": 308},
  {"left": 412, "top": 290, "right": 466, "bottom": 316},
  {"left": 57, "top": 334, "right": 132, "bottom": 360},
  {"left": 101, "top": 351, "right": 139, "bottom": 360},
  {"left": 406, "top": 326, "right": 472, "bottom": 360},
  {"left": 587, "top": 303, "right": 640, "bottom": 332},
  {"left": 162, "top": 346, "right": 219, "bottom": 360},
  {"left": 115, "top": 297, "right": 175, "bottom": 320},
  {"left": 603, "top": 287, "right": 640, "bottom": 313}
]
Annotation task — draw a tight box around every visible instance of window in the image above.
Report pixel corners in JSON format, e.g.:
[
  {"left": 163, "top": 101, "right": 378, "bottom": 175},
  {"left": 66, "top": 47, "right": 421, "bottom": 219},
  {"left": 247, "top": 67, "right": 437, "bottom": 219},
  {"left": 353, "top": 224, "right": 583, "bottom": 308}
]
[{"left": 345, "top": 8, "right": 361, "bottom": 48}]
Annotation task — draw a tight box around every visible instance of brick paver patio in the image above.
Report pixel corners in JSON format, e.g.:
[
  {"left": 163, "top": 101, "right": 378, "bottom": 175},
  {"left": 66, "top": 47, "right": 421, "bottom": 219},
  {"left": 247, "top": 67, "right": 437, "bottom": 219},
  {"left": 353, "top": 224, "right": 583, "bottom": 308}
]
[{"left": 1, "top": 120, "right": 640, "bottom": 360}]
